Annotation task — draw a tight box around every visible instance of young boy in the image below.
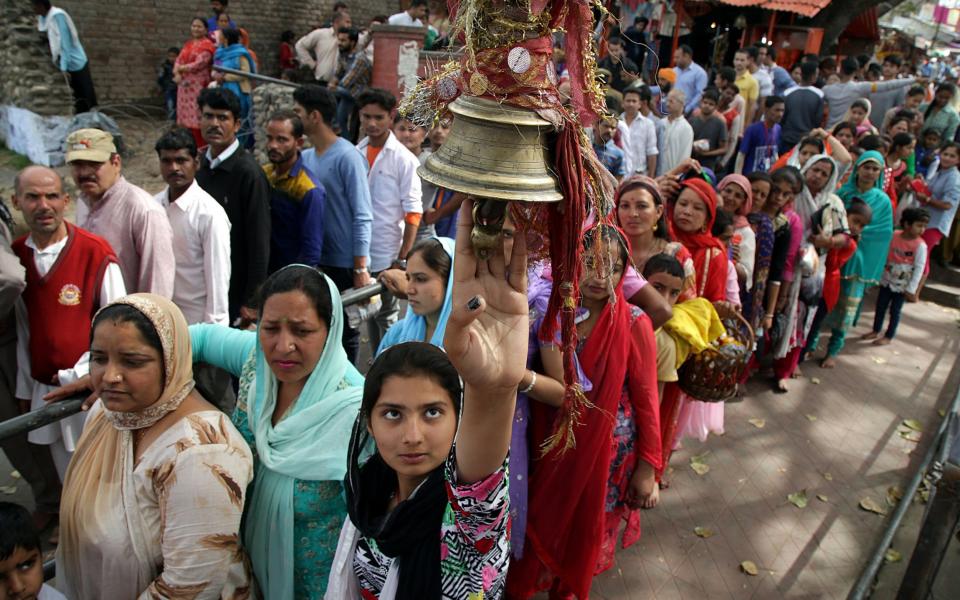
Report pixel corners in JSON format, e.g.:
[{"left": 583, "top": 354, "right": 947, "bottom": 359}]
[
  {"left": 736, "top": 95, "right": 785, "bottom": 175},
  {"left": 688, "top": 88, "right": 728, "bottom": 172},
  {"left": 864, "top": 207, "right": 929, "bottom": 346},
  {"left": 0, "top": 502, "right": 66, "bottom": 600},
  {"left": 157, "top": 47, "right": 179, "bottom": 121}
]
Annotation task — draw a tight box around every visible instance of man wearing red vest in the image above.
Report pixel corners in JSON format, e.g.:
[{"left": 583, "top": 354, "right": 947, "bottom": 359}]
[{"left": 12, "top": 165, "right": 125, "bottom": 479}]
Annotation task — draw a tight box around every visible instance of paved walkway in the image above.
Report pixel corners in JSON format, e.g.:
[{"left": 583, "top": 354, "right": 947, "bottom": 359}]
[{"left": 590, "top": 294, "right": 960, "bottom": 599}]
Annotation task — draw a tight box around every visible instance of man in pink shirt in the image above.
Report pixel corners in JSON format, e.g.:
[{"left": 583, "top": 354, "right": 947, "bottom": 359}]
[{"left": 67, "top": 128, "right": 175, "bottom": 296}]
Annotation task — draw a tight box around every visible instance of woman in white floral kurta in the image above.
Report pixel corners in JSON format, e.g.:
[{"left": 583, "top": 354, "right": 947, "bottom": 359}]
[{"left": 56, "top": 294, "right": 254, "bottom": 600}]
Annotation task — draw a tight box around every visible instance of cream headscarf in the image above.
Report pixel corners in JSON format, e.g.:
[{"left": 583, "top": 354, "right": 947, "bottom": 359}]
[{"left": 57, "top": 293, "right": 195, "bottom": 600}]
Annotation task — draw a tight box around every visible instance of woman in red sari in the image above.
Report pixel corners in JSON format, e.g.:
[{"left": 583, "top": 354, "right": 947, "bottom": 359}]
[
  {"left": 507, "top": 225, "right": 661, "bottom": 600},
  {"left": 669, "top": 178, "right": 730, "bottom": 302},
  {"left": 670, "top": 178, "right": 730, "bottom": 445},
  {"left": 174, "top": 18, "right": 216, "bottom": 147}
]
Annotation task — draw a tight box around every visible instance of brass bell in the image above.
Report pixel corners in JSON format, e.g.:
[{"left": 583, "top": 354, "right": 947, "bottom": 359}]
[{"left": 418, "top": 95, "right": 562, "bottom": 258}]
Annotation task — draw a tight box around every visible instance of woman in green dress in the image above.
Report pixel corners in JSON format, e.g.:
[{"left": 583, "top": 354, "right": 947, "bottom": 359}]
[{"left": 189, "top": 266, "right": 363, "bottom": 598}]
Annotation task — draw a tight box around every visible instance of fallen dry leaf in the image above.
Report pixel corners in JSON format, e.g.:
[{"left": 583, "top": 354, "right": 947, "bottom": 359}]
[
  {"left": 823, "top": 472, "right": 833, "bottom": 481},
  {"left": 740, "top": 561, "right": 759, "bottom": 576},
  {"left": 788, "top": 490, "right": 809, "bottom": 508},
  {"left": 811, "top": 377, "right": 821, "bottom": 385},
  {"left": 748, "top": 418, "right": 766, "bottom": 428},
  {"left": 694, "top": 526, "right": 714, "bottom": 538},
  {"left": 0, "top": 486, "right": 16, "bottom": 495},
  {"left": 872, "top": 356, "right": 887, "bottom": 365},
  {"left": 887, "top": 486, "right": 904, "bottom": 507},
  {"left": 899, "top": 430, "right": 922, "bottom": 443},
  {"left": 691, "top": 451, "right": 710, "bottom": 464},
  {"left": 817, "top": 494, "right": 829, "bottom": 502},
  {"left": 902, "top": 419, "right": 923, "bottom": 432},
  {"left": 691, "top": 462, "right": 711, "bottom": 476},
  {"left": 939, "top": 409, "right": 947, "bottom": 418},
  {"left": 860, "top": 497, "right": 888, "bottom": 515},
  {"left": 805, "top": 414, "right": 818, "bottom": 422},
  {"left": 884, "top": 548, "right": 902, "bottom": 563},
  {"left": 690, "top": 451, "right": 711, "bottom": 475},
  {"left": 9, "top": 471, "right": 20, "bottom": 480}
]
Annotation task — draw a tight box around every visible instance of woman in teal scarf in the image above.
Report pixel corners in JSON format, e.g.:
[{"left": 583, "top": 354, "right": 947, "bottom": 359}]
[
  {"left": 214, "top": 28, "right": 256, "bottom": 145},
  {"left": 190, "top": 265, "right": 363, "bottom": 598},
  {"left": 809, "top": 150, "right": 893, "bottom": 367},
  {"left": 377, "top": 236, "right": 455, "bottom": 353}
]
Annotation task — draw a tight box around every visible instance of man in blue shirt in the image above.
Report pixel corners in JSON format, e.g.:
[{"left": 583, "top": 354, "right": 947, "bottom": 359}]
[
  {"left": 32, "top": 0, "right": 97, "bottom": 113},
  {"left": 736, "top": 95, "right": 785, "bottom": 175},
  {"left": 591, "top": 116, "right": 626, "bottom": 182},
  {"left": 263, "top": 110, "right": 326, "bottom": 273},
  {"left": 206, "top": 0, "right": 235, "bottom": 32},
  {"left": 760, "top": 45, "right": 796, "bottom": 97},
  {"left": 673, "top": 44, "right": 707, "bottom": 116},
  {"left": 293, "top": 85, "right": 372, "bottom": 362}
]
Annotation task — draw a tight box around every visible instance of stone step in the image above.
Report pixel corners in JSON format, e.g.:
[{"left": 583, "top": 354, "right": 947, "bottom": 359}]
[
  {"left": 920, "top": 280, "right": 960, "bottom": 308},
  {"left": 930, "top": 262, "right": 960, "bottom": 289}
]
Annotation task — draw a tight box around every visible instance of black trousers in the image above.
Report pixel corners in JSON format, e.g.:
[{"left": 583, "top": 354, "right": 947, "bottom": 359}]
[
  {"left": 320, "top": 265, "right": 361, "bottom": 364},
  {"left": 67, "top": 62, "right": 98, "bottom": 114}
]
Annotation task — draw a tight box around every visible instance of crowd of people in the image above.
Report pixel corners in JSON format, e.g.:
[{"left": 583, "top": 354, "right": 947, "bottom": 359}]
[{"left": 2, "top": 1, "right": 960, "bottom": 600}]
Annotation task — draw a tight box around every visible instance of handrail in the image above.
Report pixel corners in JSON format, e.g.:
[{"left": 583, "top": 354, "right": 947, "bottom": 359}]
[
  {"left": 0, "top": 282, "right": 384, "bottom": 443},
  {"left": 847, "top": 381, "right": 960, "bottom": 599},
  {"left": 212, "top": 65, "right": 299, "bottom": 87}
]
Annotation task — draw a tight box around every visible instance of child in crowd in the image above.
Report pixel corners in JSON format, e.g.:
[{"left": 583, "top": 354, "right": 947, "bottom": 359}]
[
  {"left": 157, "top": 46, "right": 179, "bottom": 121},
  {"left": 711, "top": 208, "right": 742, "bottom": 307},
  {"left": 643, "top": 253, "right": 723, "bottom": 483},
  {"left": 0, "top": 502, "right": 66, "bottom": 600},
  {"left": 865, "top": 207, "right": 929, "bottom": 345},
  {"left": 804, "top": 198, "right": 873, "bottom": 360},
  {"left": 915, "top": 128, "right": 942, "bottom": 174}
]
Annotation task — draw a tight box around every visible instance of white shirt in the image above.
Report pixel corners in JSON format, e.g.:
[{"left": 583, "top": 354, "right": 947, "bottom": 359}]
[
  {"left": 295, "top": 27, "right": 339, "bottom": 81},
  {"left": 15, "top": 232, "right": 126, "bottom": 448},
  {"left": 206, "top": 139, "right": 240, "bottom": 170},
  {"left": 620, "top": 112, "right": 658, "bottom": 175},
  {"left": 753, "top": 68, "right": 774, "bottom": 97},
  {"left": 155, "top": 180, "right": 232, "bottom": 326},
  {"left": 356, "top": 132, "right": 423, "bottom": 272},
  {"left": 387, "top": 12, "right": 424, "bottom": 27},
  {"left": 657, "top": 116, "right": 693, "bottom": 176}
]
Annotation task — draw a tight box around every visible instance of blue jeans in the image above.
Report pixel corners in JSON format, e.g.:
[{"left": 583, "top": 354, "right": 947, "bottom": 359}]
[
  {"left": 872, "top": 286, "right": 905, "bottom": 339},
  {"left": 334, "top": 86, "right": 355, "bottom": 139}
]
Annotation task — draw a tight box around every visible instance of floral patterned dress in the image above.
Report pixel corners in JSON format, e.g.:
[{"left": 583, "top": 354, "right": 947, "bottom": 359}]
[{"left": 350, "top": 453, "right": 510, "bottom": 599}]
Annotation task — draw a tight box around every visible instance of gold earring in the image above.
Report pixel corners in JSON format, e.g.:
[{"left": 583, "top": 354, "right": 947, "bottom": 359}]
[{"left": 652, "top": 223, "right": 658, "bottom": 232}]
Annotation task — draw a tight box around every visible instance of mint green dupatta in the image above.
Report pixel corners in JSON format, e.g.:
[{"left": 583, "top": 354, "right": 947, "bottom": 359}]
[{"left": 243, "top": 270, "right": 364, "bottom": 599}]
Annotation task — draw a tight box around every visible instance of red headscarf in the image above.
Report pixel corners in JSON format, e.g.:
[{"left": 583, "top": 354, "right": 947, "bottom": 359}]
[
  {"left": 509, "top": 226, "right": 661, "bottom": 599},
  {"left": 670, "top": 179, "right": 729, "bottom": 301}
]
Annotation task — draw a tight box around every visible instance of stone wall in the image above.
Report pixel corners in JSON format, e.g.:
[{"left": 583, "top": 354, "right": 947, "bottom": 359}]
[
  {"left": 1, "top": 0, "right": 396, "bottom": 107},
  {"left": 0, "top": 0, "right": 72, "bottom": 115}
]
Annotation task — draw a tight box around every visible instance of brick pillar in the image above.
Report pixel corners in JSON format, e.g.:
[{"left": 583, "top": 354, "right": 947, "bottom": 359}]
[{"left": 370, "top": 24, "right": 427, "bottom": 101}]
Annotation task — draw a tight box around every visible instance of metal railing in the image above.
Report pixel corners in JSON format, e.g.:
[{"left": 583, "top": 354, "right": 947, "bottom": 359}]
[
  {"left": 848, "top": 381, "right": 960, "bottom": 599},
  {"left": 212, "top": 65, "right": 299, "bottom": 88},
  {"left": 0, "top": 281, "right": 383, "bottom": 444}
]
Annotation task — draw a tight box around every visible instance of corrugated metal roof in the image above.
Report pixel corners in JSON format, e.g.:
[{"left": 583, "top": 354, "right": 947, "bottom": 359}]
[{"left": 709, "top": 0, "right": 831, "bottom": 18}]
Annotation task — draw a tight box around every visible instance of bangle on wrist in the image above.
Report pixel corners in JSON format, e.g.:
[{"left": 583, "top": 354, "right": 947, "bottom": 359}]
[
  {"left": 520, "top": 370, "right": 537, "bottom": 394},
  {"left": 353, "top": 267, "right": 368, "bottom": 275}
]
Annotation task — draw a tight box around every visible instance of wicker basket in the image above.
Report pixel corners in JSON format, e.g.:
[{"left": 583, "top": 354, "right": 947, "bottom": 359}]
[{"left": 678, "top": 307, "right": 755, "bottom": 403}]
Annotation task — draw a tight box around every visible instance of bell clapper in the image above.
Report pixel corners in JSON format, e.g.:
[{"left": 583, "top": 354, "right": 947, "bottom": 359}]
[{"left": 471, "top": 198, "right": 509, "bottom": 260}]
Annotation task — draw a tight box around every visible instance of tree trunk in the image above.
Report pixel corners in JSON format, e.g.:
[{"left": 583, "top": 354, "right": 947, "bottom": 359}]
[{"left": 810, "top": 0, "right": 904, "bottom": 52}]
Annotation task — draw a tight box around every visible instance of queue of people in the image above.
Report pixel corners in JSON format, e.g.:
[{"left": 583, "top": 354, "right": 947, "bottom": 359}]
[{"left": 3, "top": 4, "right": 960, "bottom": 600}]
